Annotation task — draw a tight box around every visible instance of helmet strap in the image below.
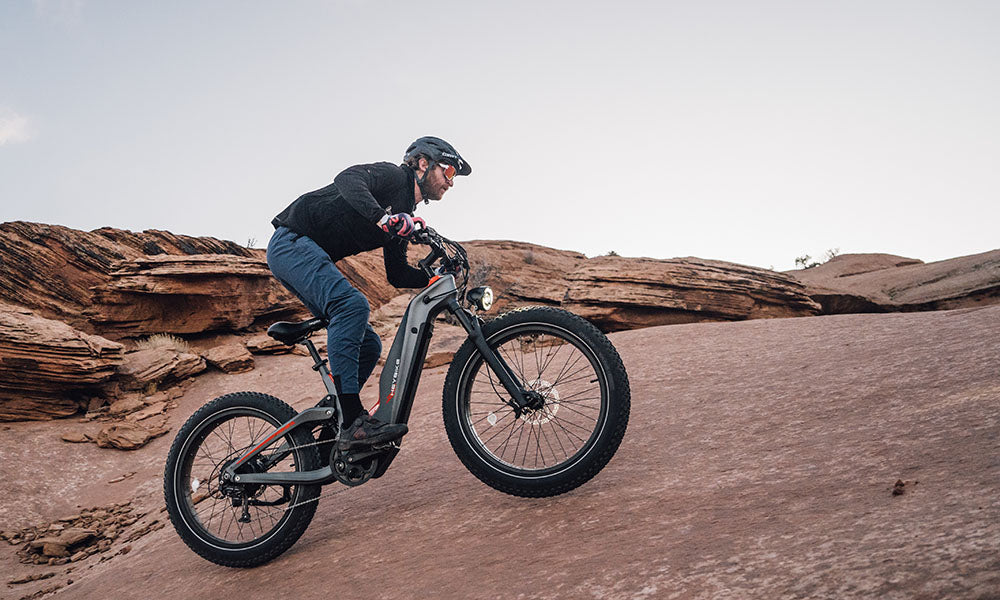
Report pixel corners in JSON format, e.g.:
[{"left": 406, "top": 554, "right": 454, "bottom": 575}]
[{"left": 416, "top": 160, "right": 436, "bottom": 203}]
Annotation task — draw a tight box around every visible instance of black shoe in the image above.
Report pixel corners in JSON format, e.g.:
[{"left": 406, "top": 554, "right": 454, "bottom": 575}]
[{"left": 337, "top": 414, "right": 407, "bottom": 450}]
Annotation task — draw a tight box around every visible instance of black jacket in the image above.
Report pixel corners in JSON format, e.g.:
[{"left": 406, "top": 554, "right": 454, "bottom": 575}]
[{"left": 272, "top": 162, "right": 430, "bottom": 288}]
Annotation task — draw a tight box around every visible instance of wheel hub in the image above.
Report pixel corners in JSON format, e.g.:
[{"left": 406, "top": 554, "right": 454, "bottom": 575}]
[
  {"left": 520, "top": 379, "right": 559, "bottom": 424},
  {"left": 218, "top": 457, "right": 264, "bottom": 498}
]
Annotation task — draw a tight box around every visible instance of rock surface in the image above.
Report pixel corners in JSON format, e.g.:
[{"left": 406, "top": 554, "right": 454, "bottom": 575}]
[
  {"left": 113, "top": 348, "right": 205, "bottom": 392},
  {"left": 1, "top": 306, "right": 997, "bottom": 598},
  {"left": 563, "top": 256, "right": 822, "bottom": 331},
  {"left": 95, "top": 421, "right": 169, "bottom": 450},
  {"left": 86, "top": 255, "right": 304, "bottom": 337},
  {"left": 0, "top": 303, "right": 124, "bottom": 421},
  {"left": 787, "top": 250, "right": 1000, "bottom": 313}
]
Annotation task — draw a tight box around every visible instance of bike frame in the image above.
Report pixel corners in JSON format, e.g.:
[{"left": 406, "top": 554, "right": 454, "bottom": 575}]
[{"left": 223, "top": 274, "right": 528, "bottom": 486}]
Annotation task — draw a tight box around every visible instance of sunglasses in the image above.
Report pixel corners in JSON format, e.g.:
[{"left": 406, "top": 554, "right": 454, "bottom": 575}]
[{"left": 438, "top": 162, "right": 457, "bottom": 181}]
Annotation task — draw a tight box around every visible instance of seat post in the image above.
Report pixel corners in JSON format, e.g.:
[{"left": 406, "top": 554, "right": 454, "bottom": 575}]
[
  {"left": 303, "top": 338, "right": 340, "bottom": 404},
  {"left": 303, "top": 339, "right": 325, "bottom": 370}
]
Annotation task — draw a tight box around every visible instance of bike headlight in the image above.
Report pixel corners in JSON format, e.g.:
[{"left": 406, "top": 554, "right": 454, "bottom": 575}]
[{"left": 466, "top": 286, "right": 494, "bottom": 311}]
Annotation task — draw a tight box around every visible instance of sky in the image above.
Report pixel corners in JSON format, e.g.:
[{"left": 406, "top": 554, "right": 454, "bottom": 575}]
[{"left": 1, "top": 0, "right": 998, "bottom": 271}]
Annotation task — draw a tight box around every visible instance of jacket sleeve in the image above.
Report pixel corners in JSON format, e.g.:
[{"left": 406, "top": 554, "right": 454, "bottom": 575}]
[
  {"left": 333, "top": 164, "right": 393, "bottom": 224},
  {"left": 383, "top": 239, "right": 431, "bottom": 289}
]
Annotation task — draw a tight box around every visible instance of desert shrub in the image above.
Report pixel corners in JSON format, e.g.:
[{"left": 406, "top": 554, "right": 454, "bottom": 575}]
[
  {"left": 468, "top": 261, "right": 499, "bottom": 287},
  {"left": 134, "top": 333, "right": 190, "bottom": 353},
  {"left": 524, "top": 250, "right": 535, "bottom": 264},
  {"left": 795, "top": 247, "right": 841, "bottom": 269},
  {"left": 605, "top": 250, "right": 619, "bottom": 257}
]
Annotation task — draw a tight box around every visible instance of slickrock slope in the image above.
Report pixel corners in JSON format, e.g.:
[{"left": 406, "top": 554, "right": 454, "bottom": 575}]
[
  {"left": 787, "top": 250, "right": 1000, "bottom": 313},
  {"left": 0, "top": 303, "right": 123, "bottom": 420},
  {"left": 2, "top": 306, "right": 997, "bottom": 599}
]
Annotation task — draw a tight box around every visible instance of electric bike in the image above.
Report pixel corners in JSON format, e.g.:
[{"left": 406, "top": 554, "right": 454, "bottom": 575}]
[{"left": 163, "top": 227, "right": 631, "bottom": 567}]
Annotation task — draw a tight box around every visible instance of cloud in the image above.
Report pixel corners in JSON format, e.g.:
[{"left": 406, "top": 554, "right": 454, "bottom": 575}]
[{"left": 0, "top": 109, "right": 32, "bottom": 145}]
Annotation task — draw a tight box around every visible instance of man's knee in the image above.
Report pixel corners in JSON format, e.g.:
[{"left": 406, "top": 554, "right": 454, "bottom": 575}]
[{"left": 327, "top": 288, "right": 370, "bottom": 321}]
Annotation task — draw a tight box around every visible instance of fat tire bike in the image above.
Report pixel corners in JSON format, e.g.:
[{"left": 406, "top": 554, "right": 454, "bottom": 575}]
[{"left": 163, "top": 226, "right": 631, "bottom": 567}]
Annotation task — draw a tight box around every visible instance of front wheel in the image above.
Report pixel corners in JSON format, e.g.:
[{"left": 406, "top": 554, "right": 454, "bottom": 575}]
[
  {"left": 163, "top": 392, "right": 321, "bottom": 568},
  {"left": 443, "top": 306, "right": 630, "bottom": 497}
]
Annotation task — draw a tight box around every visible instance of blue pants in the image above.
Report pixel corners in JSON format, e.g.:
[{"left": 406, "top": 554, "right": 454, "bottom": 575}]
[{"left": 266, "top": 226, "right": 382, "bottom": 395}]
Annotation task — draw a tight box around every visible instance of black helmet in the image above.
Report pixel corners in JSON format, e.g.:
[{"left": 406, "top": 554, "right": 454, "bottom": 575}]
[{"left": 404, "top": 136, "right": 472, "bottom": 176}]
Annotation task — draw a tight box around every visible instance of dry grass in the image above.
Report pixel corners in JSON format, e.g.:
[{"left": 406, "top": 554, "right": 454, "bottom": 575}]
[{"left": 133, "top": 333, "right": 190, "bottom": 353}]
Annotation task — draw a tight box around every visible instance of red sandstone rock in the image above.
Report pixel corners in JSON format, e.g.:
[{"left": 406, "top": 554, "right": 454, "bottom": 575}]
[
  {"left": 95, "top": 421, "right": 169, "bottom": 450},
  {"left": 86, "top": 255, "right": 305, "bottom": 337},
  {"left": 787, "top": 250, "right": 1000, "bottom": 313},
  {"left": 0, "top": 303, "right": 124, "bottom": 421},
  {"left": 114, "top": 348, "right": 206, "bottom": 392},
  {"left": 199, "top": 343, "right": 255, "bottom": 374},
  {"left": 563, "top": 256, "right": 822, "bottom": 331},
  {"left": 0, "top": 222, "right": 310, "bottom": 337}
]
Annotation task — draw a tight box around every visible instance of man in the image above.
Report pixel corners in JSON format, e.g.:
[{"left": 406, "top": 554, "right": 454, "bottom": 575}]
[{"left": 267, "top": 136, "right": 471, "bottom": 449}]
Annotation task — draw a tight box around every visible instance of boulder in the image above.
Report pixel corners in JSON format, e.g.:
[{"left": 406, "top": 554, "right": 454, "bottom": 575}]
[
  {"left": 243, "top": 332, "right": 294, "bottom": 355},
  {"left": 0, "top": 303, "right": 123, "bottom": 421},
  {"left": 787, "top": 250, "right": 1000, "bottom": 313},
  {"left": 201, "top": 343, "right": 255, "bottom": 373},
  {"left": 58, "top": 528, "right": 96, "bottom": 546},
  {"left": 107, "top": 395, "right": 145, "bottom": 416},
  {"left": 114, "top": 348, "right": 206, "bottom": 391},
  {"left": 95, "top": 421, "right": 169, "bottom": 450},
  {"left": 128, "top": 401, "right": 167, "bottom": 421}
]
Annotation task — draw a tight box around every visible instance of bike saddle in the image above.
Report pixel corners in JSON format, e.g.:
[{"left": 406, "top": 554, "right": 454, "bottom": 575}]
[{"left": 266, "top": 318, "right": 329, "bottom": 345}]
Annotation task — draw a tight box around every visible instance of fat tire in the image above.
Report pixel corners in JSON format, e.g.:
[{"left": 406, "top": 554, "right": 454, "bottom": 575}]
[
  {"left": 443, "top": 306, "right": 630, "bottom": 497},
  {"left": 163, "top": 392, "right": 321, "bottom": 568}
]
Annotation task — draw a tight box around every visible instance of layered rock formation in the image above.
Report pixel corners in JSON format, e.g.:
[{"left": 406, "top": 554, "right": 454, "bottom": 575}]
[
  {"left": 563, "top": 256, "right": 822, "bottom": 331},
  {"left": 787, "top": 250, "right": 1000, "bottom": 314},
  {"left": 86, "top": 255, "right": 297, "bottom": 337},
  {"left": 458, "top": 241, "right": 821, "bottom": 331},
  {"left": 0, "top": 303, "right": 123, "bottom": 420},
  {"left": 0, "top": 222, "right": 273, "bottom": 331},
  {"left": 2, "top": 220, "right": 996, "bottom": 423}
]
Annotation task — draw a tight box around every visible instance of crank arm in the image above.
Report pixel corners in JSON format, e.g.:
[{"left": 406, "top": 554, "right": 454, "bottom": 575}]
[{"left": 343, "top": 443, "right": 398, "bottom": 464}]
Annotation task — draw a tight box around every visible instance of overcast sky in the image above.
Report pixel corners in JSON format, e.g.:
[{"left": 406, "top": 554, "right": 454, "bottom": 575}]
[{"left": 2, "top": 0, "right": 997, "bottom": 270}]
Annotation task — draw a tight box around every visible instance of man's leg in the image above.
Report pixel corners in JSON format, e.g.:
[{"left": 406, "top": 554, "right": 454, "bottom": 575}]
[
  {"left": 267, "top": 227, "right": 368, "bottom": 413},
  {"left": 358, "top": 324, "right": 382, "bottom": 393},
  {"left": 267, "top": 227, "right": 404, "bottom": 446}
]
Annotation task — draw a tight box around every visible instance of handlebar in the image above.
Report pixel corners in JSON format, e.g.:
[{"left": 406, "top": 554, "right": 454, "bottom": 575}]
[{"left": 411, "top": 226, "right": 470, "bottom": 289}]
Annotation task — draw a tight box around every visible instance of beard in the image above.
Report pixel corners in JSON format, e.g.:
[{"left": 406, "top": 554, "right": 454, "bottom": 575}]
[{"left": 418, "top": 180, "right": 444, "bottom": 202}]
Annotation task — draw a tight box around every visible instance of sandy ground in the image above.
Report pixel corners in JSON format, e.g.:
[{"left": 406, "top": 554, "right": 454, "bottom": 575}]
[{"left": 2, "top": 306, "right": 999, "bottom": 599}]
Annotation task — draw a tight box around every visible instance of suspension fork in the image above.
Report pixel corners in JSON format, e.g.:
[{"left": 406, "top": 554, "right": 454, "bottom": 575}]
[{"left": 446, "top": 299, "right": 529, "bottom": 408}]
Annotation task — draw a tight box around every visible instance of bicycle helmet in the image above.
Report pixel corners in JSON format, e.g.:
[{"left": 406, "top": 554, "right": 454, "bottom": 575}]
[{"left": 403, "top": 136, "right": 472, "bottom": 176}]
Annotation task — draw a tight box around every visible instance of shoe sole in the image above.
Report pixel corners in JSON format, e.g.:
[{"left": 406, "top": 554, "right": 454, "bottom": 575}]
[{"left": 337, "top": 427, "right": 407, "bottom": 451}]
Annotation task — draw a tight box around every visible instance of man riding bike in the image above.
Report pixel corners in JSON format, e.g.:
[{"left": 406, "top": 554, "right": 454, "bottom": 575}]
[{"left": 267, "top": 136, "right": 472, "bottom": 450}]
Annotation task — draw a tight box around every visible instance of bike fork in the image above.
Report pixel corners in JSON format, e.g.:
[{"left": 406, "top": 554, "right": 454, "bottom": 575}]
[{"left": 447, "top": 299, "right": 529, "bottom": 408}]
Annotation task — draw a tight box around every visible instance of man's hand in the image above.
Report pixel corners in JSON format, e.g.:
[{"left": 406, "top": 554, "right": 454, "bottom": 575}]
[{"left": 379, "top": 213, "right": 425, "bottom": 238}]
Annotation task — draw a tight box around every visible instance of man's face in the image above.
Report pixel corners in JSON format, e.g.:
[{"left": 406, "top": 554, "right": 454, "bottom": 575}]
[{"left": 421, "top": 161, "right": 454, "bottom": 201}]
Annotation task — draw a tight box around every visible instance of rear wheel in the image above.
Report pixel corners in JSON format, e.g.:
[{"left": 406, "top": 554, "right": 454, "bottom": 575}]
[
  {"left": 443, "top": 307, "right": 630, "bottom": 497},
  {"left": 163, "top": 392, "right": 320, "bottom": 567}
]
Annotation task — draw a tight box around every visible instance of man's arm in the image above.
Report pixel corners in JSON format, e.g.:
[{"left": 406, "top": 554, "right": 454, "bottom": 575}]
[
  {"left": 382, "top": 239, "right": 430, "bottom": 288},
  {"left": 333, "top": 163, "right": 395, "bottom": 225}
]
